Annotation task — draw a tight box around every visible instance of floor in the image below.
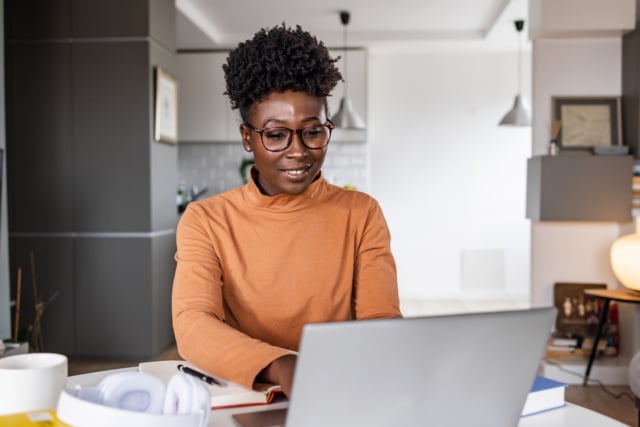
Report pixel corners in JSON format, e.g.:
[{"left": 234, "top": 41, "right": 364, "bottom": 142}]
[{"left": 68, "top": 343, "right": 638, "bottom": 426}]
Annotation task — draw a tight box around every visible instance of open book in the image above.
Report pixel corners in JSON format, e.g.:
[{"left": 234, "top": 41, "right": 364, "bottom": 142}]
[{"left": 138, "top": 360, "right": 284, "bottom": 409}]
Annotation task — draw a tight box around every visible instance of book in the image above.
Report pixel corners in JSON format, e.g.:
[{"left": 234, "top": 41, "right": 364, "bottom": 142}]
[
  {"left": 138, "top": 360, "right": 284, "bottom": 409},
  {"left": 521, "top": 375, "right": 566, "bottom": 417}
]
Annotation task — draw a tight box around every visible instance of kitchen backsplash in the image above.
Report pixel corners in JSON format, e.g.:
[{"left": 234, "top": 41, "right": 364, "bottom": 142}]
[{"left": 178, "top": 142, "right": 368, "bottom": 199}]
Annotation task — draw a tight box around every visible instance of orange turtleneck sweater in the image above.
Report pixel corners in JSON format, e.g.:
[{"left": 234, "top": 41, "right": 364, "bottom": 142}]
[{"left": 172, "top": 175, "right": 401, "bottom": 389}]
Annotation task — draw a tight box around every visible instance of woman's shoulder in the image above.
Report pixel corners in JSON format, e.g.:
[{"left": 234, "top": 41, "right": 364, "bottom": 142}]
[
  {"left": 182, "top": 186, "right": 246, "bottom": 218},
  {"left": 321, "top": 181, "right": 380, "bottom": 210}
]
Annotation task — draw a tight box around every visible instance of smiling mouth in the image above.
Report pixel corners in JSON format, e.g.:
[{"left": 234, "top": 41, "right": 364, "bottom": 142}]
[{"left": 281, "top": 166, "right": 311, "bottom": 179}]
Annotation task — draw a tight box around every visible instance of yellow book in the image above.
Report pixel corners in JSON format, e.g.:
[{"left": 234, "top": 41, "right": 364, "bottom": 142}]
[{"left": 0, "top": 410, "right": 70, "bottom": 426}]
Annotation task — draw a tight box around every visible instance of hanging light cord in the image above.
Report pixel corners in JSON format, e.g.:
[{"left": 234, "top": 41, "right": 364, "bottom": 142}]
[
  {"left": 340, "top": 11, "right": 350, "bottom": 98},
  {"left": 515, "top": 20, "right": 524, "bottom": 97}
]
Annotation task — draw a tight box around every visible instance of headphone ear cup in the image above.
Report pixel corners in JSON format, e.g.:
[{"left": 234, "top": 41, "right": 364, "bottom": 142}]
[
  {"left": 164, "top": 373, "right": 211, "bottom": 427},
  {"left": 97, "top": 371, "right": 166, "bottom": 413}
]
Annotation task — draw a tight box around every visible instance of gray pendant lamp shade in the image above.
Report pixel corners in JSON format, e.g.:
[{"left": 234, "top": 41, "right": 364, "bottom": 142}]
[
  {"left": 499, "top": 20, "right": 531, "bottom": 127},
  {"left": 331, "top": 11, "right": 366, "bottom": 129}
]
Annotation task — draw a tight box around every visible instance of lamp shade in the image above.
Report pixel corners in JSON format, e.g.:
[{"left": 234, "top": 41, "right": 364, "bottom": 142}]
[
  {"left": 499, "top": 94, "right": 531, "bottom": 127},
  {"left": 610, "top": 218, "right": 640, "bottom": 291},
  {"left": 332, "top": 97, "right": 365, "bottom": 129}
]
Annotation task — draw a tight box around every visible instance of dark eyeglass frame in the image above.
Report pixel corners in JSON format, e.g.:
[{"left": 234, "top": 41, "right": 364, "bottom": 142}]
[{"left": 244, "top": 120, "right": 336, "bottom": 152}]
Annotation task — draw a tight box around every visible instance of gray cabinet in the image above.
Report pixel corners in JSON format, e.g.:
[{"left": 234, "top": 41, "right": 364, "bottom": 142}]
[
  {"left": 6, "top": 0, "right": 177, "bottom": 359},
  {"left": 177, "top": 52, "right": 239, "bottom": 142},
  {"left": 526, "top": 155, "right": 633, "bottom": 222},
  {"left": 176, "top": 48, "right": 368, "bottom": 143}
]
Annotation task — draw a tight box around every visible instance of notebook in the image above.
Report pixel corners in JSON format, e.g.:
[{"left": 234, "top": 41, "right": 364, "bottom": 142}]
[{"left": 233, "top": 307, "right": 556, "bottom": 427}]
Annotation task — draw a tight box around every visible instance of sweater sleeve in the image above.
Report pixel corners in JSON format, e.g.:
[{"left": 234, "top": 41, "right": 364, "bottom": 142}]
[
  {"left": 172, "top": 205, "right": 294, "bottom": 390},
  {"left": 353, "top": 199, "right": 403, "bottom": 319}
]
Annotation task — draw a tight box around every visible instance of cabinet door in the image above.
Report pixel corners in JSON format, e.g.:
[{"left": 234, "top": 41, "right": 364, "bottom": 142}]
[
  {"left": 526, "top": 155, "right": 633, "bottom": 222},
  {"left": 328, "top": 48, "right": 367, "bottom": 143},
  {"left": 177, "top": 52, "right": 230, "bottom": 142}
]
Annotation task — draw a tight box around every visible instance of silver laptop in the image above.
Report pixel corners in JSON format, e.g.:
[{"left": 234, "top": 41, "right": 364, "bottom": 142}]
[{"left": 233, "top": 307, "right": 556, "bottom": 427}]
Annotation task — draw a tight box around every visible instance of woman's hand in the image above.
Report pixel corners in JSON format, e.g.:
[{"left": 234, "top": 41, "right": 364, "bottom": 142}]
[{"left": 257, "top": 354, "right": 297, "bottom": 397}]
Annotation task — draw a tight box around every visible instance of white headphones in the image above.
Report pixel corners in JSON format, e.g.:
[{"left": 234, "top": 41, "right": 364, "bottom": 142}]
[{"left": 56, "top": 371, "right": 210, "bottom": 427}]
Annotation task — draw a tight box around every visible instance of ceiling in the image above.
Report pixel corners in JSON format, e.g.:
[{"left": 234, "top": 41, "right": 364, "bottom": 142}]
[{"left": 175, "top": 0, "right": 530, "bottom": 51}]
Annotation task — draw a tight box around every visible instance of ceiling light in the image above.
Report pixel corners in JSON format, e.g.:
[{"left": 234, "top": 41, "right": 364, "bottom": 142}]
[
  {"left": 499, "top": 20, "right": 531, "bottom": 127},
  {"left": 331, "top": 11, "right": 366, "bottom": 130}
]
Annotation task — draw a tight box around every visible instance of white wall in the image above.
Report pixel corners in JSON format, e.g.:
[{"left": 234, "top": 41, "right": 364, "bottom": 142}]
[
  {"left": 530, "top": 38, "right": 623, "bottom": 307},
  {"left": 368, "top": 49, "right": 532, "bottom": 300},
  {"left": 530, "top": 37, "right": 640, "bottom": 370}
]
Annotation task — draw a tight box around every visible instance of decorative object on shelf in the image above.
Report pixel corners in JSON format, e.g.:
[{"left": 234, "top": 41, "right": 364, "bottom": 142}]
[
  {"left": 633, "top": 165, "right": 640, "bottom": 217},
  {"left": 553, "top": 282, "right": 607, "bottom": 337},
  {"left": 593, "top": 145, "right": 630, "bottom": 156},
  {"left": 13, "top": 253, "right": 58, "bottom": 353},
  {"left": 549, "top": 120, "right": 561, "bottom": 156},
  {"left": 610, "top": 217, "right": 640, "bottom": 291},
  {"left": 498, "top": 20, "right": 530, "bottom": 127},
  {"left": 331, "top": 11, "right": 365, "bottom": 130},
  {"left": 551, "top": 96, "right": 622, "bottom": 151},
  {"left": 154, "top": 67, "right": 179, "bottom": 144},
  {"left": 549, "top": 283, "right": 619, "bottom": 359}
]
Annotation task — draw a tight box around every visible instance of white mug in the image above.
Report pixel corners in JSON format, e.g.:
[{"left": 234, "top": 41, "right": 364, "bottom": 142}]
[{"left": 0, "top": 352, "right": 68, "bottom": 415}]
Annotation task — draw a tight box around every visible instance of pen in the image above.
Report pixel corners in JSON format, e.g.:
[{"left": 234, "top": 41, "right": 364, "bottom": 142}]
[{"left": 177, "top": 364, "right": 223, "bottom": 386}]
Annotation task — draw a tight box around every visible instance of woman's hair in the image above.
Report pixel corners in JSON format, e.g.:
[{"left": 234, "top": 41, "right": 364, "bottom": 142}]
[{"left": 223, "top": 24, "right": 342, "bottom": 123}]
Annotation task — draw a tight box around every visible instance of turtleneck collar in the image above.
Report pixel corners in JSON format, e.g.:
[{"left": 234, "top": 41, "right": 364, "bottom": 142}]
[{"left": 242, "top": 167, "right": 326, "bottom": 211}]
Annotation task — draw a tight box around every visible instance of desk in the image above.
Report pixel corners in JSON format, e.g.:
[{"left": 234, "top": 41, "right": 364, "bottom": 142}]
[
  {"left": 582, "top": 288, "right": 640, "bottom": 386},
  {"left": 66, "top": 369, "right": 626, "bottom": 427}
]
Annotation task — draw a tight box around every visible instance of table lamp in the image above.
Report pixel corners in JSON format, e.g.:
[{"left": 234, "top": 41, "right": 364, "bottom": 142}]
[
  {"left": 614, "top": 217, "right": 640, "bottom": 414},
  {"left": 610, "top": 217, "right": 640, "bottom": 291}
]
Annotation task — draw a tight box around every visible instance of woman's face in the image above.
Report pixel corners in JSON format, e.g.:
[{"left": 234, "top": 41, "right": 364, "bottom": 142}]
[{"left": 240, "top": 90, "right": 329, "bottom": 196}]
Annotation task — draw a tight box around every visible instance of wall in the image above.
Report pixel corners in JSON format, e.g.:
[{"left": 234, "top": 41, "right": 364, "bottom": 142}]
[
  {"left": 367, "top": 49, "right": 532, "bottom": 300},
  {"left": 178, "top": 141, "right": 368, "bottom": 196},
  {"left": 531, "top": 36, "right": 639, "bottom": 383},
  {"left": 0, "top": 0, "right": 9, "bottom": 340},
  {"left": 5, "top": 0, "right": 178, "bottom": 358}
]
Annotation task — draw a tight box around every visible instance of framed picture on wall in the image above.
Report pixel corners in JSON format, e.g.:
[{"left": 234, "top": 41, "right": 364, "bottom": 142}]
[
  {"left": 551, "top": 96, "right": 622, "bottom": 150},
  {"left": 154, "top": 67, "right": 179, "bottom": 144}
]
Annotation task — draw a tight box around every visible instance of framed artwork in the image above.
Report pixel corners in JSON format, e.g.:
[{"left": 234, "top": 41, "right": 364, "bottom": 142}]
[
  {"left": 553, "top": 282, "right": 607, "bottom": 337},
  {"left": 154, "top": 67, "right": 179, "bottom": 144},
  {"left": 551, "top": 96, "right": 622, "bottom": 150}
]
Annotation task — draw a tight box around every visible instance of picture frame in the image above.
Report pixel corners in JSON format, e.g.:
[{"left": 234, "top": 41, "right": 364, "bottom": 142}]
[
  {"left": 154, "top": 67, "right": 179, "bottom": 144},
  {"left": 551, "top": 96, "right": 622, "bottom": 150},
  {"left": 553, "top": 282, "right": 607, "bottom": 337}
]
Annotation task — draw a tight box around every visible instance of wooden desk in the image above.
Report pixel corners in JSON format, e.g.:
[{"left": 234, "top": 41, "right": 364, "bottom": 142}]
[
  {"left": 583, "top": 288, "right": 640, "bottom": 386},
  {"left": 66, "top": 369, "right": 626, "bottom": 426}
]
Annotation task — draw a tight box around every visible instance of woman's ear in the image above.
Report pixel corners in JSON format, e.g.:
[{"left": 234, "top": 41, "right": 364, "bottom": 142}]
[{"left": 239, "top": 124, "right": 253, "bottom": 152}]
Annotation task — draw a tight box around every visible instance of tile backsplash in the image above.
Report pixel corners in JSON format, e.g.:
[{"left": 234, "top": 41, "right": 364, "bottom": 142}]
[{"left": 178, "top": 142, "right": 368, "bottom": 199}]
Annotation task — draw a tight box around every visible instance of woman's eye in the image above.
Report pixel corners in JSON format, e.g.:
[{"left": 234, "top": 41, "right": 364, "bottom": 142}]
[
  {"left": 303, "top": 127, "right": 322, "bottom": 138},
  {"left": 265, "top": 130, "right": 288, "bottom": 140}
]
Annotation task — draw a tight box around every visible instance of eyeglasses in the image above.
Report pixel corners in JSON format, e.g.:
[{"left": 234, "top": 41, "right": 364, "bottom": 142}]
[{"left": 245, "top": 121, "right": 335, "bottom": 152}]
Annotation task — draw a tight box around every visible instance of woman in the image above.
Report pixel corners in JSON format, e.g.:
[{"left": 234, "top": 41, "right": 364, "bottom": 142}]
[{"left": 172, "top": 24, "right": 401, "bottom": 397}]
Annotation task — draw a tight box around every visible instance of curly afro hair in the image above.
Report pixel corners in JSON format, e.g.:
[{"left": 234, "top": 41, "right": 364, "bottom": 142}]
[{"left": 223, "top": 24, "right": 342, "bottom": 123}]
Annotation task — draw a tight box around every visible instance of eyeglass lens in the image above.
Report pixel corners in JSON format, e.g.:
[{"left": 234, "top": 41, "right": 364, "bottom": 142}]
[{"left": 260, "top": 124, "right": 332, "bottom": 151}]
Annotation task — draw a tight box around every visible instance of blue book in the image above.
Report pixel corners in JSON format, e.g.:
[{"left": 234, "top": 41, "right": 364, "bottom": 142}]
[{"left": 521, "top": 375, "right": 567, "bottom": 417}]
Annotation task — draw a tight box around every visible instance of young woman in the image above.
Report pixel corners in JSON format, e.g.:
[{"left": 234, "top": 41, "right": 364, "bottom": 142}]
[{"left": 172, "top": 24, "right": 401, "bottom": 397}]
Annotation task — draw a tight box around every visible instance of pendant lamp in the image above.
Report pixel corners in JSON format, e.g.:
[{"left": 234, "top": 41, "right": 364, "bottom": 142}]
[
  {"left": 331, "top": 11, "right": 366, "bottom": 129},
  {"left": 499, "top": 20, "right": 531, "bottom": 127}
]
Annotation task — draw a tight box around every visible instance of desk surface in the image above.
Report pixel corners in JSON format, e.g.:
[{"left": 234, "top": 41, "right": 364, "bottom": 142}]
[
  {"left": 66, "top": 369, "right": 626, "bottom": 427},
  {"left": 584, "top": 288, "right": 640, "bottom": 303}
]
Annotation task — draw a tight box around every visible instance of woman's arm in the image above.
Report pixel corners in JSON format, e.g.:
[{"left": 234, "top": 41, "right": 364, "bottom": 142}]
[
  {"left": 353, "top": 199, "right": 403, "bottom": 320},
  {"left": 172, "top": 205, "right": 293, "bottom": 390}
]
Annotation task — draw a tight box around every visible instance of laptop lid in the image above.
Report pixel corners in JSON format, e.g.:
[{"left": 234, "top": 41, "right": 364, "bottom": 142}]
[{"left": 283, "top": 307, "right": 556, "bottom": 427}]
